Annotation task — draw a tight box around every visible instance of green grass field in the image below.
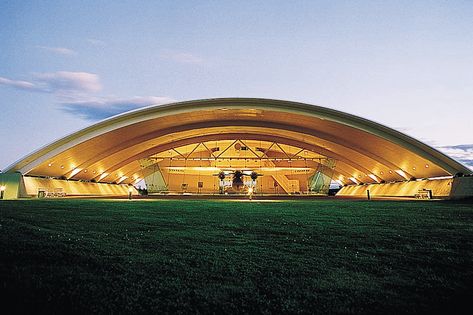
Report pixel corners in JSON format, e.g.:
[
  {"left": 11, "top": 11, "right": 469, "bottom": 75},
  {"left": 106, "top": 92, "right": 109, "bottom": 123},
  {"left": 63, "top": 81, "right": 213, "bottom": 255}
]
[{"left": 1, "top": 199, "right": 472, "bottom": 314}]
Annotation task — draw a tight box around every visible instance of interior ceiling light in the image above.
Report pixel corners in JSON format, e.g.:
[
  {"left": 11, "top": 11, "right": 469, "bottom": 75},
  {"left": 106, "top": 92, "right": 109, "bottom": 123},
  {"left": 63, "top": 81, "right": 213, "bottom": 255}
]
[
  {"left": 69, "top": 168, "right": 82, "bottom": 178},
  {"left": 368, "top": 174, "right": 380, "bottom": 183},
  {"left": 117, "top": 176, "right": 128, "bottom": 184},
  {"left": 395, "top": 169, "right": 409, "bottom": 180},
  {"left": 98, "top": 173, "right": 109, "bottom": 181},
  {"left": 349, "top": 177, "right": 359, "bottom": 184}
]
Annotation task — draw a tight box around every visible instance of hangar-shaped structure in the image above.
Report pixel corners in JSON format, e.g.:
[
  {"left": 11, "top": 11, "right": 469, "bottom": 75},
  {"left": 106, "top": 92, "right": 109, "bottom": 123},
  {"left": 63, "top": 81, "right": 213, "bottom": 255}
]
[{"left": 1, "top": 98, "right": 472, "bottom": 199}]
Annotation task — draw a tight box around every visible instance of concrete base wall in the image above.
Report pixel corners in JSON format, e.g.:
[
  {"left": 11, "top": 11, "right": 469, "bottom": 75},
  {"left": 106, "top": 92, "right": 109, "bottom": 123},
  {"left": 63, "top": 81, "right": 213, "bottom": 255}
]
[
  {"left": 0, "top": 173, "right": 22, "bottom": 199},
  {"left": 0, "top": 174, "right": 138, "bottom": 199},
  {"left": 450, "top": 176, "right": 473, "bottom": 199},
  {"left": 336, "top": 177, "right": 473, "bottom": 199},
  {"left": 337, "top": 178, "right": 452, "bottom": 199},
  {"left": 22, "top": 177, "right": 138, "bottom": 198}
]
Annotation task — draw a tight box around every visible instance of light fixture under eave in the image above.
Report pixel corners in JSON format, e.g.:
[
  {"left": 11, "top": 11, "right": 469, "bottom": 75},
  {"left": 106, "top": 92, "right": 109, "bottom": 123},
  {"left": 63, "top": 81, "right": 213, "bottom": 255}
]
[
  {"left": 349, "top": 177, "right": 359, "bottom": 184},
  {"left": 117, "top": 176, "right": 128, "bottom": 184},
  {"left": 395, "top": 169, "right": 409, "bottom": 180},
  {"left": 69, "top": 168, "right": 82, "bottom": 178},
  {"left": 368, "top": 174, "right": 380, "bottom": 183},
  {"left": 98, "top": 173, "right": 109, "bottom": 181},
  {"left": 259, "top": 167, "right": 311, "bottom": 172},
  {"left": 427, "top": 175, "right": 454, "bottom": 180},
  {"left": 163, "top": 166, "right": 220, "bottom": 172}
]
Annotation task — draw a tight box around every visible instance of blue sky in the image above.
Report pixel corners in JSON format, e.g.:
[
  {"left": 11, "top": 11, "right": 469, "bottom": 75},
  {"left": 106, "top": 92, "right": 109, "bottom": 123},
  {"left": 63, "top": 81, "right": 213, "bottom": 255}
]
[{"left": 1, "top": 0, "right": 472, "bottom": 170}]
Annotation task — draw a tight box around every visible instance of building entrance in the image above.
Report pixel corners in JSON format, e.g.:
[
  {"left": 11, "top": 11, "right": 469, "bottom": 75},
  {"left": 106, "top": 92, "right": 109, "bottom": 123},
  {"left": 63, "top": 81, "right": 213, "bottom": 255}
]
[{"left": 141, "top": 139, "right": 336, "bottom": 195}]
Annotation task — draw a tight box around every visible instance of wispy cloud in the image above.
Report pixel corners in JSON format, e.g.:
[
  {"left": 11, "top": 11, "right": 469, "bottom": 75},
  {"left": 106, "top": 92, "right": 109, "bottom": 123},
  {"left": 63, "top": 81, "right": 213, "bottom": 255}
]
[
  {"left": 160, "top": 50, "right": 204, "bottom": 65},
  {"left": 0, "top": 76, "right": 37, "bottom": 91},
  {"left": 36, "top": 46, "right": 77, "bottom": 56},
  {"left": 1, "top": 72, "right": 175, "bottom": 120},
  {"left": 437, "top": 144, "right": 473, "bottom": 170},
  {"left": 0, "top": 72, "right": 101, "bottom": 96},
  {"left": 34, "top": 71, "right": 102, "bottom": 95},
  {"left": 61, "top": 96, "right": 176, "bottom": 120}
]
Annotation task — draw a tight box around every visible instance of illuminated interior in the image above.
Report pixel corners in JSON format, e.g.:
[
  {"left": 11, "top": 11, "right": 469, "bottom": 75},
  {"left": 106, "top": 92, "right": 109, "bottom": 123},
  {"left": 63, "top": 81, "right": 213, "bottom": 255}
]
[{"left": 142, "top": 139, "right": 335, "bottom": 194}]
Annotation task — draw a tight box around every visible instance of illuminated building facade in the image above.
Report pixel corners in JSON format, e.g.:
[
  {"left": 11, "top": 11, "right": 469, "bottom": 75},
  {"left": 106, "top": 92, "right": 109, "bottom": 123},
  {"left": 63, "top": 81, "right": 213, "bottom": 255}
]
[{"left": 1, "top": 98, "right": 472, "bottom": 199}]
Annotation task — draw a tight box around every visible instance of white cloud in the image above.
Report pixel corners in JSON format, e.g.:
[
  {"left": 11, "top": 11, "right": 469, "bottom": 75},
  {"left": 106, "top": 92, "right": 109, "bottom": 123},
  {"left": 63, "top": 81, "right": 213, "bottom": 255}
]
[
  {"left": 437, "top": 144, "right": 473, "bottom": 170},
  {"left": 160, "top": 50, "right": 204, "bottom": 65},
  {"left": 61, "top": 96, "right": 176, "bottom": 120},
  {"left": 1, "top": 72, "right": 175, "bottom": 120},
  {"left": 0, "top": 76, "right": 37, "bottom": 90},
  {"left": 34, "top": 71, "right": 102, "bottom": 95},
  {"left": 36, "top": 46, "right": 76, "bottom": 56},
  {"left": 0, "top": 72, "right": 102, "bottom": 96}
]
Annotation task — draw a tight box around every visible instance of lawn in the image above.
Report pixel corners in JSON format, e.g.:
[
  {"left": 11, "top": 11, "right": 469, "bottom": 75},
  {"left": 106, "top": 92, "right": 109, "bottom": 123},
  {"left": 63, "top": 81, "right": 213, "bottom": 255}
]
[{"left": 1, "top": 199, "right": 472, "bottom": 314}]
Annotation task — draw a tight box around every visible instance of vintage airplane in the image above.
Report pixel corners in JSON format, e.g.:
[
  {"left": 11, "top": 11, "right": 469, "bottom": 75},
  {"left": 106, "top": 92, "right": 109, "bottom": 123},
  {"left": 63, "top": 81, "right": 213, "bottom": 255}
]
[
  {"left": 162, "top": 165, "right": 313, "bottom": 194},
  {"left": 214, "top": 169, "right": 263, "bottom": 193}
]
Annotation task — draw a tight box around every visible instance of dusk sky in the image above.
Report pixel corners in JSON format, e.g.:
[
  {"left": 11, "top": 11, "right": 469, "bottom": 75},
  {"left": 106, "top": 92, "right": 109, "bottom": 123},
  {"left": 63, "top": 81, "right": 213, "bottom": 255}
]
[{"left": 1, "top": 0, "right": 472, "bottom": 170}]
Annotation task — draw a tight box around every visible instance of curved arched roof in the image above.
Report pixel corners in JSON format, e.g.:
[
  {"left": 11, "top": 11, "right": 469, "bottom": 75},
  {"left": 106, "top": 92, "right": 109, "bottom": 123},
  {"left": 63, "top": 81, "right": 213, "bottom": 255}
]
[{"left": 5, "top": 98, "right": 471, "bottom": 185}]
